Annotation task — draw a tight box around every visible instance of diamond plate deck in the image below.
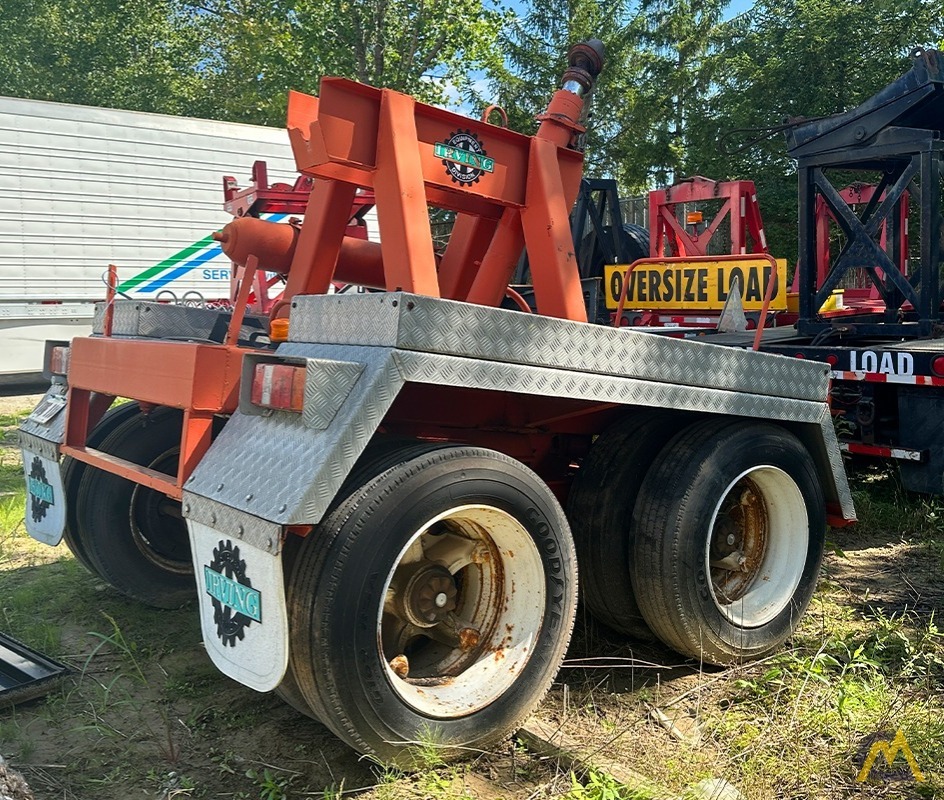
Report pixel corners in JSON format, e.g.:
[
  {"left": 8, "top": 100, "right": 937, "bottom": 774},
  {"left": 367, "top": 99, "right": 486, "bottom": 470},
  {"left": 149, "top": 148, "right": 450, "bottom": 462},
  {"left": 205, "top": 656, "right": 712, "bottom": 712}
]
[{"left": 289, "top": 293, "right": 831, "bottom": 402}]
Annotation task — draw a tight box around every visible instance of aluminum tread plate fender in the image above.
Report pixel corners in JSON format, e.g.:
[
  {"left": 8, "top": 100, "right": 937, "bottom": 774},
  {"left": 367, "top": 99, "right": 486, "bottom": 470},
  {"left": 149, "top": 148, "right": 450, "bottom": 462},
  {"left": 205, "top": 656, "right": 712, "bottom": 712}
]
[
  {"left": 288, "top": 292, "right": 832, "bottom": 402},
  {"left": 392, "top": 349, "right": 855, "bottom": 520},
  {"left": 185, "top": 339, "right": 852, "bottom": 528},
  {"left": 183, "top": 345, "right": 404, "bottom": 525},
  {"left": 189, "top": 521, "right": 288, "bottom": 692},
  {"left": 818, "top": 416, "right": 857, "bottom": 520}
]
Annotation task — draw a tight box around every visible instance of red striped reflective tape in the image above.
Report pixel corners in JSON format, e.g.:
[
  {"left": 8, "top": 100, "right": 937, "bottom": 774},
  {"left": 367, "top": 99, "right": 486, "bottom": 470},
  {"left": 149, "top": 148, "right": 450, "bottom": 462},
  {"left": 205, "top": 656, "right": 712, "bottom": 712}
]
[
  {"left": 831, "top": 370, "right": 944, "bottom": 386},
  {"left": 838, "top": 442, "right": 924, "bottom": 462}
]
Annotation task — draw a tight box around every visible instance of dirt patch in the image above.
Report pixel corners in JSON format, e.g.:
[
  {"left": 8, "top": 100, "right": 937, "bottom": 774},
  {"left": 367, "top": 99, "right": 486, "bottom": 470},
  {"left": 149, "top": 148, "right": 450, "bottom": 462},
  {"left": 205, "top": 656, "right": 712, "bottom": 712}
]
[
  {"left": 824, "top": 526, "right": 944, "bottom": 619},
  {"left": 0, "top": 395, "right": 42, "bottom": 419}
]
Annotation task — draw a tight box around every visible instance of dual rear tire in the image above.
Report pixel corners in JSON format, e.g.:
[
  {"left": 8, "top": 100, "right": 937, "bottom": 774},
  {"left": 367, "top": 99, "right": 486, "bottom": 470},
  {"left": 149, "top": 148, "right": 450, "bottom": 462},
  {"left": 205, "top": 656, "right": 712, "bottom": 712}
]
[
  {"left": 571, "top": 416, "right": 825, "bottom": 664},
  {"left": 283, "top": 445, "right": 578, "bottom": 763},
  {"left": 70, "top": 406, "right": 194, "bottom": 608}
]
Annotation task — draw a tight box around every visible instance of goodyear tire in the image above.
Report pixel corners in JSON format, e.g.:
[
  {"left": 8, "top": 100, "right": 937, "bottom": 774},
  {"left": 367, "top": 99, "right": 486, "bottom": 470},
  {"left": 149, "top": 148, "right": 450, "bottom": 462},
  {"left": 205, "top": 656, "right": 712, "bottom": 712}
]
[
  {"left": 287, "top": 445, "right": 577, "bottom": 764},
  {"left": 569, "top": 410, "right": 686, "bottom": 638},
  {"left": 631, "top": 418, "right": 826, "bottom": 664},
  {"left": 61, "top": 399, "right": 142, "bottom": 575},
  {"left": 275, "top": 438, "right": 452, "bottom": 721},
  {"left": 74, "top": 407, "right": 194, "bottom": 608}
]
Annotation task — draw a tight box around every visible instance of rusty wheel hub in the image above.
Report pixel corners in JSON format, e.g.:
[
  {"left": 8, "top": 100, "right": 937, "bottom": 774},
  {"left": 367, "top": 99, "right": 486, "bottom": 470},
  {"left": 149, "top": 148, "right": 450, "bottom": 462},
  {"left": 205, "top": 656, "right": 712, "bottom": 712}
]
[
  {"left": 708, "top": 479, "right": 768, "bottom": 605},
  {"left": 378, "top": 505, "right": 547, "bottom": 718}
]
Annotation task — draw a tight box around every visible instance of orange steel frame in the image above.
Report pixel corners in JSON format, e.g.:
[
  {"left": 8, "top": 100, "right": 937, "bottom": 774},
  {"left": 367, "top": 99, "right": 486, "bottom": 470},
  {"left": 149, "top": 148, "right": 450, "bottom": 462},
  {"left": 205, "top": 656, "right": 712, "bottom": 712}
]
[
  {"left": 283, "top": 78, "right": 591, "bottom": 321},
  {"left": 60, "top": 74, "right": 596, "bottom": 495},
  {"left": 61, "top": 261, "right": 256, "bottom": 498}
]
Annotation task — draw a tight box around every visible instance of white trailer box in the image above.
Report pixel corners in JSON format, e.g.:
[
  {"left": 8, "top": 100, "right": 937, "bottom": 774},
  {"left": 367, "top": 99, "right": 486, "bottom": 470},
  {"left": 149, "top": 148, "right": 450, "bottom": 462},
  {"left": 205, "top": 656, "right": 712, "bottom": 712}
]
[{"left": 0, "top": 97, "right": 304, "bottom": 381}]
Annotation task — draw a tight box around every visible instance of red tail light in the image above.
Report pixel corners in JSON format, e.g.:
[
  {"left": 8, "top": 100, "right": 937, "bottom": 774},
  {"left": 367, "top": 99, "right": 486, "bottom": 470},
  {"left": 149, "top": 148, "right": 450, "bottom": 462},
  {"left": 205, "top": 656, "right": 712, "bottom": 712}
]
[
  {"left": 250, "top": 363, "right": 305, "bottom": 412},
  {"left": 48, "top": 346, "right": 71, "bottom": 376}
]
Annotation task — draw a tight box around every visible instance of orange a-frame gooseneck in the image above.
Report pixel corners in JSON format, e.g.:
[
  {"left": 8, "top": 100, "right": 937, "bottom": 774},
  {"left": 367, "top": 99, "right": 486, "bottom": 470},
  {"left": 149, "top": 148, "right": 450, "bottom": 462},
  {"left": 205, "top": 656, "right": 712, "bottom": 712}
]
[{"left": 274, "top": 39, "right": 604, "bottom": 323}]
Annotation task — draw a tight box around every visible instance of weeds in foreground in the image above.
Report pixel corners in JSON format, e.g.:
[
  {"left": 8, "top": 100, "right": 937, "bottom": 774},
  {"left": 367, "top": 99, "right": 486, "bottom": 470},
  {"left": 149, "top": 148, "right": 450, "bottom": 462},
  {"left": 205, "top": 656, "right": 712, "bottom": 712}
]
[
  {"left": 246, "top": 767, "right": 294, "bottom": 800},
  {"left": 85, "top": 611, "right": 148, "bottom": 685},
  {"left": 564, "top": 769, "right": 652, "bottom": 800}
]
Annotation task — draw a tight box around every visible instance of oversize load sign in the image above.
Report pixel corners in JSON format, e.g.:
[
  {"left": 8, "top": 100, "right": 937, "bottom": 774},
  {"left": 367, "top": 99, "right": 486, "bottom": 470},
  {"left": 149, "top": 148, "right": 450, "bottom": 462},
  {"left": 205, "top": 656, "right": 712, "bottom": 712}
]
[{"left": 604, "top": 259, "right": 788, "bottom": 311}]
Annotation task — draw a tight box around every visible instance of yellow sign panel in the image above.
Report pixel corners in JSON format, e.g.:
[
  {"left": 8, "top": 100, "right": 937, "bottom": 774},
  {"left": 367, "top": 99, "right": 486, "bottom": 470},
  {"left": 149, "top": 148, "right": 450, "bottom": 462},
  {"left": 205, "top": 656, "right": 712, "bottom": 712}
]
[{"left": 604, "top": 258, "right": 788, "bottom": 311}]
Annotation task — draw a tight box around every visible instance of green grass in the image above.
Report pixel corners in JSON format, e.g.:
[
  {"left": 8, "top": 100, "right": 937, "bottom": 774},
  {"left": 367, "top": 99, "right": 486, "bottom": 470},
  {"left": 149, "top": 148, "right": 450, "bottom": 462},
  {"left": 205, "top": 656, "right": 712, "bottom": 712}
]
[{"left": 563, "top": 769, "right": 654, "bottom": 799}]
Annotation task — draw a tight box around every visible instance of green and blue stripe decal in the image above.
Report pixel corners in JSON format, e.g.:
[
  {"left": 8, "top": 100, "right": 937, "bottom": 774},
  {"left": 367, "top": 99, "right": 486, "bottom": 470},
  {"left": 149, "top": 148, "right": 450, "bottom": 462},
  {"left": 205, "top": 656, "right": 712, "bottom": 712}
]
[{"left": 117, "top": 214, "right": 287, "bottom": 294}]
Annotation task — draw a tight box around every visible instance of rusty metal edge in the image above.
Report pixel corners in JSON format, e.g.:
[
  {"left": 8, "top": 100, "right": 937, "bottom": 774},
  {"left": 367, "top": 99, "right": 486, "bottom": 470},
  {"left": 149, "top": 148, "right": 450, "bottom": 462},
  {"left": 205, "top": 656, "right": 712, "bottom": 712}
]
[{"left": 0, "top": 631, "right": 71, "bottom": 709}]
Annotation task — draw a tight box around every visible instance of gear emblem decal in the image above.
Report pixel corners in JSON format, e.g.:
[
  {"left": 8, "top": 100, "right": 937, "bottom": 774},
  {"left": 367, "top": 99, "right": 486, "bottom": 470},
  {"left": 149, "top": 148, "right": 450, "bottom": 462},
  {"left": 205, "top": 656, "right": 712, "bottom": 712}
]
[
  {"left": 27, "top": 456, "right": 54, "bottom": 523},
  {"left": 203, "top": 540, "right": 262, "bottom": 647},
  {"left": 434, "top": 130, "right": 495, "bottom": 186}
]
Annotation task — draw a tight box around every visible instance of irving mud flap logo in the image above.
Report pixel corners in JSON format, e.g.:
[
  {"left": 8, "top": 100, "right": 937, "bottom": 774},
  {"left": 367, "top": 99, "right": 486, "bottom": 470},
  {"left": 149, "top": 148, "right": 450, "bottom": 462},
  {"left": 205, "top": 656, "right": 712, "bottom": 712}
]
[
  {"left": 204, "top": 540, "right": 262, "bottom": 647},
  {"left": 28, "top": 456, "right": 55, "bottom": 523}
]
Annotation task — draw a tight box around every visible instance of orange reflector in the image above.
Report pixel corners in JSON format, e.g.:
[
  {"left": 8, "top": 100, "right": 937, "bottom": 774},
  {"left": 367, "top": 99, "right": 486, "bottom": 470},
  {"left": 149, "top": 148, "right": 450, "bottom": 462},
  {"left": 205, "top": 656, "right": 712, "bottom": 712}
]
[
  {"left": 251, "top": 363, "right": 305, "bottom": 412},
  {"left": 270, "top": 318, "right": 290, "bottom": 342},
  {"left": 686, "top": 211, "right": 703, "bottom": 224},
  {"left": 49, "top": 346, "right": 71, "bottom": 376}
]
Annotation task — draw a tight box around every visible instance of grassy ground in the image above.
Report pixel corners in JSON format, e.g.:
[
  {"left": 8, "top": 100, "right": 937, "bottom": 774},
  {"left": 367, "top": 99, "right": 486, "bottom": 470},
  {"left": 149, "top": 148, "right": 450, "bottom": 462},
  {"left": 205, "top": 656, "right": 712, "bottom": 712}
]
[{"left": 0, "top": 400, "right": 941, "bottom": 799}]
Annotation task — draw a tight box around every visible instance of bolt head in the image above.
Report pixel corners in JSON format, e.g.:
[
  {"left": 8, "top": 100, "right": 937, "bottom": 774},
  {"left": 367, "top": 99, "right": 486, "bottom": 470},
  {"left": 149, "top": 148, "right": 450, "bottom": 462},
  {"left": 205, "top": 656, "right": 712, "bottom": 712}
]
[
  {"left": 434, "top": 592, "right": 448, "bottom": 608},
  {"left": 726, "top": 533, "right": 736, "bottom": 546}
]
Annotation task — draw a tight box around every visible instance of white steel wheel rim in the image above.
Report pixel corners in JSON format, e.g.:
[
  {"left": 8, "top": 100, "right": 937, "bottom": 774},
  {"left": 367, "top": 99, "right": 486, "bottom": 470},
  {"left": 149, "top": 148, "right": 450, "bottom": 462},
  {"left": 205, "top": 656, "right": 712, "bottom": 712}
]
[
  {"left": 378, "top": 504, "right": 546, "bottom": 719},
  {"left": 704, "top": 466, "right": 808, "bottom": 628}
]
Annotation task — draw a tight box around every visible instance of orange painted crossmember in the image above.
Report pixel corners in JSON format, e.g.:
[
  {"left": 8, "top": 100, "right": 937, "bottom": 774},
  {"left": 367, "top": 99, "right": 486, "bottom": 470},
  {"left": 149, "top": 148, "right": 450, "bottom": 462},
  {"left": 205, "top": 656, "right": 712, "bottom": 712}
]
[
  {"left": 68, "top": 338, "right": 243, "bottom": 411},
  {"left": 282, "top": 63, "right": 596, "bottom": 321},
  {"left": 62, "top": 337, "right": 244, "bottom": 495}
]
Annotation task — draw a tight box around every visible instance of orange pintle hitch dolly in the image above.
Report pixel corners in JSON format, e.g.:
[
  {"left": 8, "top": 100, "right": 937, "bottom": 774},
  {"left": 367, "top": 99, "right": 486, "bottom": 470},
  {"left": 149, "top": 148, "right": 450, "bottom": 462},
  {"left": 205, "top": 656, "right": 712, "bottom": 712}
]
[{"left": 18, "top": 38, "right": 854, "bottom": 765}]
